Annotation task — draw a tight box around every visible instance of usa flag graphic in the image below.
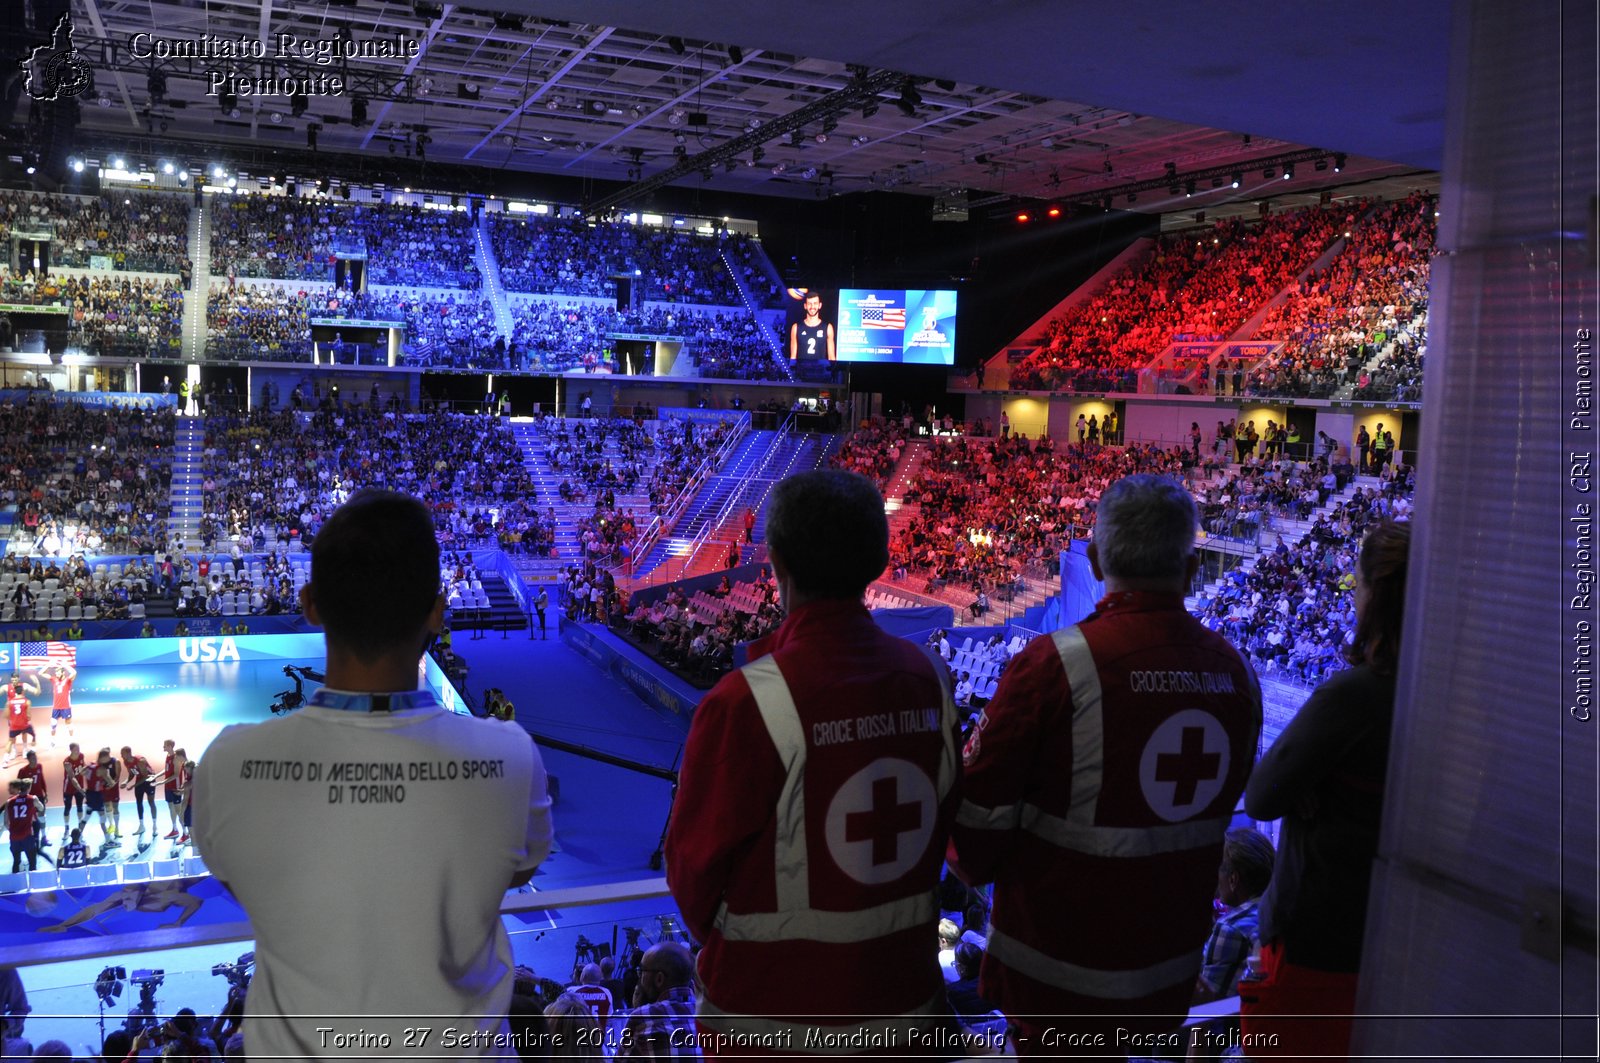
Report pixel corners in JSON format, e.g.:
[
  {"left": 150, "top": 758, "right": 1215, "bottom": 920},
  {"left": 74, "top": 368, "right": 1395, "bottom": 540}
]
[
  {"left": 861, "top": 306, "right": 906, "bottom": 330},
  {"left": 20, "top": 642, "right": 76, "bottom": 669}
]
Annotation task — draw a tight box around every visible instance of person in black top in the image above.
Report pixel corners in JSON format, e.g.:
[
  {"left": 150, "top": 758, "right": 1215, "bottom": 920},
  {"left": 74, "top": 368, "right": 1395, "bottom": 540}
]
[
  {"left": 788, "top": 291, "right": 835, "bottom": 361},
  {"left": 1242, "top": 520, "right": 1411, "bottom": 1059}
]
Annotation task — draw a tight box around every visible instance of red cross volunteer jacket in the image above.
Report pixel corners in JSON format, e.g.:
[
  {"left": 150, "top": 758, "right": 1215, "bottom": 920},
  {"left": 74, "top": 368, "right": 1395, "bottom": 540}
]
[
  {"left": 948, "top": 591, "right": 1262, "bottom": 1041},
  {"left": 666, "top": 599, "right": 961, "bottom": 1049}
]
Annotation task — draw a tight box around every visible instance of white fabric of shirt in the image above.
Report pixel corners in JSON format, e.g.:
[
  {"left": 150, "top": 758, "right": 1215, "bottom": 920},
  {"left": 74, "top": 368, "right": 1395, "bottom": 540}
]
[{"left": 193, "top": 698, "right": 553, "bottom": 1059}]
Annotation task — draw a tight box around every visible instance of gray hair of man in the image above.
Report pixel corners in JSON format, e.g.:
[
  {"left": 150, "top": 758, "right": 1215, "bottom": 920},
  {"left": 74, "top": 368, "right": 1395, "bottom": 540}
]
[{"left": 1088, "top": 474, "right": 1199, "bottom": 589}]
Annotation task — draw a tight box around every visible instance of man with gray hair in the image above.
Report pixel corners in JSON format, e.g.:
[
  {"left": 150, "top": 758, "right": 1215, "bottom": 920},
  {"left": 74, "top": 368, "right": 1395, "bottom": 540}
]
[
  {"left": 667, "top": 469, "right": 962, "bottom": 1050},
  {"left": 949, "top": 473, "right": 1262, "bottom": 1054}
]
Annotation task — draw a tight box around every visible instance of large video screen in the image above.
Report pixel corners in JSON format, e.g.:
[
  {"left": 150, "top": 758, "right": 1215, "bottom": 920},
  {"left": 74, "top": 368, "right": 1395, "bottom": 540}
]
[{"left": 836, "top": 288, "right": 957, "bottom": 365}]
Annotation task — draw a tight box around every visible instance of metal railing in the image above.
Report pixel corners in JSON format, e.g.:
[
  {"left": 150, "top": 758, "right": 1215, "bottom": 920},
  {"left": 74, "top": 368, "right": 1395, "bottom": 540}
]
[
  {"left": 676, "top": 412, "right": 797, "bottom": 576},
  {"left": 616, "top": 411, "right": 751, "bottom": 579}
]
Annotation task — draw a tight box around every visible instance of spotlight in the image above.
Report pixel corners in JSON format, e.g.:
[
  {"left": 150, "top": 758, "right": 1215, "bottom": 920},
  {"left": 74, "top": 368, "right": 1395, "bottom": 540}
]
[
  {"left": 351, "top": 95, "right": 367, "bottom": 124},
  {"left": 728, "top": 45, "right": 744, "bottom": 64},
  {"left": 814, "top": 132, "right": 828, "bottom": 144},
  {"left": 1016, "top": 212, "right": 1030, "bottom": 223},
  {"left": 111, "top": 156, "right": 125, "bottom": 170},
  {"left": 1282, "top": 164, "right": 1294, "bottom": 180},
  {"left": 161, "top": 160, "right": 175, "bottom": 174},
  {"left": 147, "top": 69, "right": 167, "bottom": 102},
  {"left": 852, "top": 134, "right": 870, "bottom": 146},
  {"left": 269, "top": 111, "right": 283, "bottom": 124},
  {"left": 1333, "top": 153, "right": 1346, "bottom": 172},
  {"left": 668, "top": 107, "right": 685, "bottom": 126},
  {"left": 545, "top": 96, "right": 563, "bottom": 111},
  {"left": 1047, "top": 206, "right": 1061, "bottom": 218},
  {"left": 667, "top": 36, "right": 686, "bottom": 55},
  {"left": 1184, "top": 179, "right": 1196, "bottom": 197},
  {"left": 178, "top": 171, "right": 189, "bottom": 182},
  {"left": 24, "top": 166, "right": 35, "bottom": 175},
  {"left": 226, "top": 175, "right": 237, "bottom": 188},
  {"left": 583, "top": 99, "right": 607, "bottom": 116},
  {"left": 70, "top": 158, "right": 85, "bottom": 173},
  {"left": 1230, "top": 171, "right": 1242, "bottom": 188},
  {"left": 211, "top": 164, "right": 225, "bottom": 178},
  {"left": 458, "top": 82, "right": 481, "bottom": 100}
]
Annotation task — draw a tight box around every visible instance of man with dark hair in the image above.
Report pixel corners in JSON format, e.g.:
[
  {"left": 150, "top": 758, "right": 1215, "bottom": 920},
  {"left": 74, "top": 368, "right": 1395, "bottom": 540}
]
[
  {"left": 194, "top": 489, "right": 554, "bottom": 1058},
  {"left": 667, "top": 469, "right": 961, "bottom": 1049},
  {"left": 950, "top": 473, "right": 1262, "bottom": 1053}
]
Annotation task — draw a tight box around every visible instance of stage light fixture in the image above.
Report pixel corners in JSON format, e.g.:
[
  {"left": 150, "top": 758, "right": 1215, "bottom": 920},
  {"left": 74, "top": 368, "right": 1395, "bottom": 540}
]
[
  {"left": 458, "top": 82, "right": 481, "bottom": 100},
  {"left": 861, "top": 99, "right": 879, "bottom": 118},
  {"left": 25, "top": 166, "right": 35, "bottom": 175},
  {"left": 668, "top": 107, "right": 685, "bottom": 126},
  {"left": 147, "top": 69, "right": 167, "bottom": 102},
  {"left": 896, "top": 80, "right": 920, "bottom": 117},
  {"left": 546, "top": 96, "right": 564, "bottom": 112},
  {"left": 1016, "top": 212, "right": 1030, "bottom": 223},
  {"left": 815, "top": 132, "right": 828, "bottom": 144},
  {"left": 161, "top": 160, "right": 175, "bottom": 175},
  {"left": 667, "top": 36, "right": 686, "bottom": 55},
  {"left": 211, "top": 164, "right": 225, "bottom": 178},
  {"left": 584, "top": 99, "right": 607, "bottom": 116},
  {"left": 1184, "top": 179, "right": 1196, "bottom": 197},
  {"left": 728, "top": 45, "right": 744, "bottom": 64},
  {"left": 219, "top": 91, "right": 237, "bottom": 115},
  {"left": 1282, "top": 164, "right": 1294, "bottom": 180},
  {"left": 1230, "top": 171, "right": 1242, "bottom": 188},
  {"left": 1333, "top": 153, "right": 1346, "bottom": 172},
  {"left": 110, "top": 156, "right": 125, "bottom": 170},
  {"left": 70, "top": 158, "right": 85, "bottom": 173},
  {"left": 1047, "top": 206, "right": 1062, "bottom": 218},
  {"left": 178, "top": 170, "right": 189, "bottom": 182}
]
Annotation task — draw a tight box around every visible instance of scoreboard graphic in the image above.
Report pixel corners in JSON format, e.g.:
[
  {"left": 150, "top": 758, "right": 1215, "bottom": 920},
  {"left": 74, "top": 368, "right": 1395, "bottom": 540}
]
[{"left": 837, "top": 289, "right": 957, "bottom": 364}]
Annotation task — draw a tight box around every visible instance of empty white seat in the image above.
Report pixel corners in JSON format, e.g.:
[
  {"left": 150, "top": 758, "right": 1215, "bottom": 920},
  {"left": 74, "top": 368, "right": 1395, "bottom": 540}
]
[
  {"left": 129, "top": 603, "right": 146, "bottom": 619},
  {"left": 83, "top": 605, "right": 98, "bottom": 620},
  {"left": 66, "top": 605, "right": 82, "bottom": 620}
]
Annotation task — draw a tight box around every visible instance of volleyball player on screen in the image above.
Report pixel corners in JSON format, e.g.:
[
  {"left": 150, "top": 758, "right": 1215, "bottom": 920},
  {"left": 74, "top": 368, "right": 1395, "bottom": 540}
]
[
  {"left": 120, "top": 746, "right": 160, "bottom": 837},
  {"left": 43, "top": 661, "right": 76, "bottom": 745},
  {"left": 62, "top": 742, "right": 88, "bottom": 833},
  {"left": 3, "top": 671, "right": 39, "bottom": 766},
  {"left": 789, "top": 290, "right": 836, "bottom": 361}
]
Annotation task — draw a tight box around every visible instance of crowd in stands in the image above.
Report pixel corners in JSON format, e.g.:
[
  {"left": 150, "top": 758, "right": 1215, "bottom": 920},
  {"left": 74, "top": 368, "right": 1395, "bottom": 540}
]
[
  {"left": 361, "top": 206, "right": 480, "bottom": 288},
  {"left": 642, "top": 417, "right": 740, "bottom": 515},
  {"left": 67, "top": 276, "right": 184, "bottom": 356},
  {"left": 725, "top": 233, "right": 784, "bottom": 306},
  {"left": 1010, "top": 205, "right": 1345, "bottom": 392},
  {"left": 1195, "top": 477, "right": 1414, "bottom": 683},
  {"left": 831, "top": 418, "right": 909, "bottom": 482},
  {"left": 1, "top": 397, "right": 176, "bottom": 557},
  {"left": 196, "top": 406, "right": 542, "bottom": 554},
  {"left": 211, "top": 196, "right": 338, "bottom": 281},
  {"left": 206, "top": 283, "right": 311, "bottom": 360},
  {"left": 0, "top": 273, "right": 183, "bottom": 356},
  {"left": 492, "top": 216, "right": 741, "bottom": 304},
  {"left": 506, "top": 301, "right": 781, "bottom": 378},
  {"left": 1244, "top": 193, "right": 1435, "bottom": 400},
  {"left": 891, "top": 432, "right": 1189, "bottom": 593},
  {"left": 620, "top": 572, "right": 784, "bottom": 684},
  {"left": 0, "top": 189, "right": 190, "bottom": 274}
]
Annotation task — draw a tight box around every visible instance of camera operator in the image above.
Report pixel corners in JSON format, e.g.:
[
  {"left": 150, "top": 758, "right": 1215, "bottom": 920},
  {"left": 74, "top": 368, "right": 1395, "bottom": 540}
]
[{"left": 124, "top": 1008, "right": 212, "bottom": 1061}]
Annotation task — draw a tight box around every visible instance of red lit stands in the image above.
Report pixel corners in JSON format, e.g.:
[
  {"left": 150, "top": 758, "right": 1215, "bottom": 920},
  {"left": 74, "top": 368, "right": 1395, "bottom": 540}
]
[
  {"left": 620, "top": 574, "right": 784, "bottom": 685},
  {"left": 1243, "top": 193, "right": 1435, "bottom": 399},
  {"left": 888, "top": 434, "right": 1188, "bottom": 599},
  {"left": 1007, "top": 205, "right": 1344, "bottom": 392}
]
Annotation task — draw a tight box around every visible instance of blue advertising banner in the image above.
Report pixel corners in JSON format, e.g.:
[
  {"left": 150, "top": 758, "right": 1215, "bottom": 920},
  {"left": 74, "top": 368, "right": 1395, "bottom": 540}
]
[
  {"left": 0, "top": 390, "right": 178, "bottom": 410},
  {"left": 559, "top": 624, "right": 700, "bottom": 718}
]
